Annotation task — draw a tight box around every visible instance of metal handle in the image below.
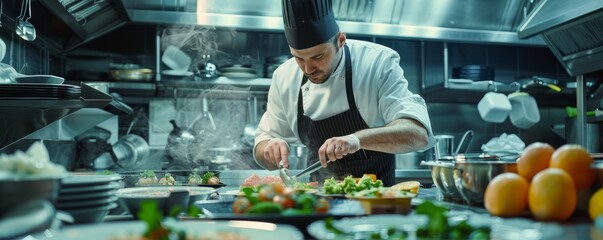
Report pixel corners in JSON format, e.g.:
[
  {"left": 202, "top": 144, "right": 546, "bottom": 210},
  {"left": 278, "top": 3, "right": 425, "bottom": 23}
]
[{"left": 295, "top": 160, "right": 332, "bottom": 179}]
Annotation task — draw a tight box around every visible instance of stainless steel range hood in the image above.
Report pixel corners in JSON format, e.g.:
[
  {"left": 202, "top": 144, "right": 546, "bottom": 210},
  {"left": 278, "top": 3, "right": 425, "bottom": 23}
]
[
  {"left": 123, "top": 0, "right": 544, "bottom": 46},
  {"left": 517, "top": 0, "right": 603, "bottom": 76},
  {"left": 39, "top": 0, "right": 129, "bottom": 52}
]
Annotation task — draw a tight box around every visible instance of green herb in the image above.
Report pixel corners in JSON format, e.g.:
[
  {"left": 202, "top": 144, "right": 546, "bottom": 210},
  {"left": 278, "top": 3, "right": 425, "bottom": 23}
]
[
  {"left": 139, "top": 170, "right": 156, "bottom": 178},
  {"left": 97, "top": 170, "right": 114, "bottom": 175},
  {"left": 324, "top": 217, "right": 346, "bottom": 235},
  {"left": 201, "top": 171, "right": 215, "bottom": 184},
  {"left": 246, "top": 202, "right": 283, "bottom": 214}
]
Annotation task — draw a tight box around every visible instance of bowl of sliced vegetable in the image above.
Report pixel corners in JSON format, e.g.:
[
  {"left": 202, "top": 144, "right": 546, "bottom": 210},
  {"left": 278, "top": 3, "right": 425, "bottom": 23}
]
[{"left": 346, "top": 188, "right": 416, "bottom": 214}]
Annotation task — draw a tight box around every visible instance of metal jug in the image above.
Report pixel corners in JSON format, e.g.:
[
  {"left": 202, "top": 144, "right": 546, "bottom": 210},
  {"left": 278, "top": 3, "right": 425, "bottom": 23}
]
[{"left": 165, "top": 119, "right": 197, "bottom": 163}]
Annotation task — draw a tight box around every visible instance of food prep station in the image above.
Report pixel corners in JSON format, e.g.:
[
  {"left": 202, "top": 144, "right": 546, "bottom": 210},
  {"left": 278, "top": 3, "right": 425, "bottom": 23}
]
[{"left": 1, "top": 0, "right": 603, "bottom": 239}]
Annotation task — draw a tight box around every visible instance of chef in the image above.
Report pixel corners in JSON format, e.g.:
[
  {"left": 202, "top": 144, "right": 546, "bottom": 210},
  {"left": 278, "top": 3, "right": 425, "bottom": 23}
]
[{"left": 254, "top": 0, "right": 435, "bottom": 186}]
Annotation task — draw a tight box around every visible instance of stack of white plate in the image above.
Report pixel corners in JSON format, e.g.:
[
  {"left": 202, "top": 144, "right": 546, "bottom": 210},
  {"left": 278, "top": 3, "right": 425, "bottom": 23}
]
[
  {"left": 220, "top": 64, "right": 257, "bottom": 79},
  {"left": 56, "top": 174, "right": 123, "bottom": 224}
]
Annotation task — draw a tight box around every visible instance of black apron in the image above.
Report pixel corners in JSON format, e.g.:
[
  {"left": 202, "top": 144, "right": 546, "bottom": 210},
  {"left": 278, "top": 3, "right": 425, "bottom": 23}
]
[{"left": 297, "top": 45, "right": 396, "bottom": 186}]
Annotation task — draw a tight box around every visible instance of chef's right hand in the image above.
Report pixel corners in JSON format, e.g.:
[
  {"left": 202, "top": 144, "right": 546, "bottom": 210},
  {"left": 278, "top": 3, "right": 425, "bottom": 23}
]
[{"left": 263, "top": 138, "right": 290, "bottom": 169}]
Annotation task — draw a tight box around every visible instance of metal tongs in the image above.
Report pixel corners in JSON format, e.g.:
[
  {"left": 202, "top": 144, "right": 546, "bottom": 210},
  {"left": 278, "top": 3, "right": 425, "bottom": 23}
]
[{"left": 279, "top": 159, "right": 332, "bottom": 187}]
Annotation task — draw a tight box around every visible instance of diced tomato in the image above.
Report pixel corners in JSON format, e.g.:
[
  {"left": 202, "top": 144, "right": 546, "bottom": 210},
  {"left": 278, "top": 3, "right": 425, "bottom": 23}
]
[
  {"left": 233, "top": 197, "right": 251, "bottom": 214},
  {"left": 273, "top": 194, "right": 296, "bottom": 209},
  {"left": 307, "top": 181, "right": 319, "bottom": 188},
  {"left": 258, "top": 186, "right": 276, "bottom": 201},
  {"left": 314, "top": 198, "right": 330, "bottom": 214}
]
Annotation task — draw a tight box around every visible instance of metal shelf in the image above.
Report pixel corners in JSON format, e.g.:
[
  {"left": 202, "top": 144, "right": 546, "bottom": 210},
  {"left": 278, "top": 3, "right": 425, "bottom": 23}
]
[{"left": 422, "top": 79, "right": 576, "bottom": 107}]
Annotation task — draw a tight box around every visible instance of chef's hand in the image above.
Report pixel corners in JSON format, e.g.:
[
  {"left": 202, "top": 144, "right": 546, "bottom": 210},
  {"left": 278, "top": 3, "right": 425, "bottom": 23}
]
[
  {"left": 262, "top": 138, "right": 290, "bottom": 169},
  {"left": 318, "top": 134, "right": 360, "bottom": 167}
]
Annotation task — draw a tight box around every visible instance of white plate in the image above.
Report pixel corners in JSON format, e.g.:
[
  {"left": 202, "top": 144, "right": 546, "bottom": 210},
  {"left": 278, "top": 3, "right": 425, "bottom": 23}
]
[
  {"left": 308, "top": 213, "right": 564, "bottom": 240},
  {"left": 34, "top": 220, "right": 304, "bottom": 240},
  {"left": 14, "top": 75, "right": 65, "bottom": 84},
  {"left": 0, "top": 199, "right": 55, "bottom": 239},
  {"left": 56, "top": 196, "right": 118, "bottom": 209},
  {"left": 220, "top": 66, "right": 256, "bottom": 73},
  {"left": 162, "top": 70, "right": 193, "bottom": 76},
  {"left": 221, "top": 72, "right": 257, "bottom": 79},
  {"left": 61, "top": 174, "right": 123, "bottom": 186},
  {"left": 307, "top": 215, "right": 428, "bottom": 239},
  {"left": 59, "top": 182, "right": 121, "bottom": 194},
  {"left": 58, "top": 189, "right": 117, "bottom": 201}
]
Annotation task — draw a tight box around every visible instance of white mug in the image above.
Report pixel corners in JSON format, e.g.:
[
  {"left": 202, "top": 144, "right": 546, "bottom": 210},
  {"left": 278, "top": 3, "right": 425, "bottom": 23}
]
[
  {"left": 477, "top": 91, "right": 512, "bottom": 123},
  {"left": 508, "top": 92, "right": 540, "bottom": 129}
]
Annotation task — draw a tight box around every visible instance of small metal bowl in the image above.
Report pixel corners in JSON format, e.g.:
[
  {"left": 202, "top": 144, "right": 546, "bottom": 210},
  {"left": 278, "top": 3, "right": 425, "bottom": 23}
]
[
  {"left": 453, "top": 159, "right": 517, "bottom": 205},
  {"left": 421, "top": 160, "right": 463, "bottom": 201}
]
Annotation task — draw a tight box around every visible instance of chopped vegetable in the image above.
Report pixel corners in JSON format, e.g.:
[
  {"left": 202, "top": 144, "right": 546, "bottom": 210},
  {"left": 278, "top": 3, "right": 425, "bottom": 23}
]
[
  {"left": 323, "top": 175, "right": 382, "bottom": 194},
  {"left": 188, "top": 172, "right": 202, "bottom": 185},
  {"left": 235, "top": 183, "right": 330, "bottom": 215}
]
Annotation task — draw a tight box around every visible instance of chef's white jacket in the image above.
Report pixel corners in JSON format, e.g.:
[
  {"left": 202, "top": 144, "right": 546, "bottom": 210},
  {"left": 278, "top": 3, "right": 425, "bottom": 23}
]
[{"left": 255, "top": 39, "right": 435, "bottom": 155}]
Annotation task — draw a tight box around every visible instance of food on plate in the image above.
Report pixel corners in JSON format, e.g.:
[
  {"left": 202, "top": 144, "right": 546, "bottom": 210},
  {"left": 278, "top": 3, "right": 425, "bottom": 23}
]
[
  {"left": 0, "top": 141, "right": 66, "bottom": 179},
  {"left": 391, "top": 180, "right": 420, "bottom": 194},
  {"left": 350, "top": 187, "right": 416, "bottom": 198},
  {"left": 159, "top": 173, "right": 175, "bottom": 185},
  {"left": 137, "top": 170, "right": 158, "bottom": 185},
  {"left": 234, "top": 183, "right": 330, "bottom": 215},
  {"left": 241, "top": 174, "right": 262, "bottom": 186},
  {"left": 323, "top": 201, "right": 491, "bottom": 239},
  {"left": 188, "top": 171, "right": 220, "bottom": 185},
  {"left": 188, "top": 172, "right": 202, "bottom": 184},
  {"left": 323, "top": 175, "right": 382, "bottom": 194},
  {"left": 261, "top": 175, "right": 282, "bottom": 185}
]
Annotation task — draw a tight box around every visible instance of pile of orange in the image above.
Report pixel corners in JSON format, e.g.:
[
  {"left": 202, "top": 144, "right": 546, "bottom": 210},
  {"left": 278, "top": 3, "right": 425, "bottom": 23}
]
[{"left": 484, "top": 142, "right": 599, "bottom": 222}]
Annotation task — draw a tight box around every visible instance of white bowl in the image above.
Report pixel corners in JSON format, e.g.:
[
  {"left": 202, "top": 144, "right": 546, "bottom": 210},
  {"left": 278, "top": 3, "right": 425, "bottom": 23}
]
[
  {"left": 477, "top": 92, "right": 512, "bottom": 123},
  {"left": 161, "top": 45, "right": 191, "bottom": 71},
  {"left": 508, "top": 92, "right": 540, "bottom": 129}
]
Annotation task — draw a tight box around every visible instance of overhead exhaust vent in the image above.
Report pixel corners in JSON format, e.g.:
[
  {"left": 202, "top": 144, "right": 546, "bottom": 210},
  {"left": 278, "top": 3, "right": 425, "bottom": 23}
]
[
  {"left": 518, "top": 0, "right": 603, "bottom": 76},
  {"left": 40, "top": 0, "right": 130, "bottom": 52}
]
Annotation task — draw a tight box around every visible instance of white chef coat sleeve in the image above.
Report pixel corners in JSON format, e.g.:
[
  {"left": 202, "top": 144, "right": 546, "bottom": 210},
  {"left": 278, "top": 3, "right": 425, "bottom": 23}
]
[
  {"left": 253, "top": 76, "right": 298, "bottom": 163},
  {"left": 375, "top": 51, "right": 436, "bottom": 151}
]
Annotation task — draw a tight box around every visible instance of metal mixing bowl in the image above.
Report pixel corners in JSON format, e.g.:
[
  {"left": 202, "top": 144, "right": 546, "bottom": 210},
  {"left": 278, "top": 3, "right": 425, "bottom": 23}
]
[
  {"left": 453, "top": 160, "right": 517, "bottom": 205},
  {"left": 421, "top": 160, "right": 463, "bottom": 200}
]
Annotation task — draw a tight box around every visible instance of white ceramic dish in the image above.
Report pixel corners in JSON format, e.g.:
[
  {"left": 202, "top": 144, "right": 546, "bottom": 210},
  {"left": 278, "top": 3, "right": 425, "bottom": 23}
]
[
  {"left": 221, "top": 72, "right": 257, "bottom": 79},
  {"left": 161, "top": 45, "right": 191, "bottom": 71},
  {"left": 0, "top": 199, "right": 55, "bottom": 240},
  {"left": 58, "top": 189, "right": 116, "bottom": 201},
  {"left": 162, "top": 70, "right": 193, "bottom": 76},
  {"left": 33, "top": 220, "right": 304, "bottom": 240},
  {"left": 61, "top": 174, "right": 123, "bottom": 186},
  {"left": 59, "top": 182, "right": 121, "bottom": 194},
  {"left": 61, "top": 202, "right": 117, "bottom": 224},
  {"left": 14, "top": 75, "right": 64, "bottom": 84},
  {"left": 56, "top": 196, "right": 118, "bottom": 209}
]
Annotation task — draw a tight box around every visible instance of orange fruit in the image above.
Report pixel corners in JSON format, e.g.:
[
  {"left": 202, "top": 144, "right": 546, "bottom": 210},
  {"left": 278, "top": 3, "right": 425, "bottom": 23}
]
[
  {"left": 550, "top": 144, "right": 595, "bottom": 190},
  {"left": 484, "top": 173, "right": 529, "bottom": 217},
  {"left": 529, "top": 168, "right": 577, "bottom": 221},
  {"left": 589, "top": 188, "right": 603, "bottom": 220},
  {"left": 517, "top": 142, "right": 554, "bottom": 182},
  {"left": 392, "top": 181, "right": 420, "bottom": 193}
]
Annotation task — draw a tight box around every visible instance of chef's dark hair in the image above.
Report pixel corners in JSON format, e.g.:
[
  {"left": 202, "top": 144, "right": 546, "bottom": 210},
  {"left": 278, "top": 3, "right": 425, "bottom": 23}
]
[{"left": 282, "top": 0, "right": 340, "bottom": 49}]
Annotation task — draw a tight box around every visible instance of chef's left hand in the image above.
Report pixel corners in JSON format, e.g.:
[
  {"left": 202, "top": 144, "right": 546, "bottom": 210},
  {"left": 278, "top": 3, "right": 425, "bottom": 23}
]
[{"left": 318, "top": 134, "right": 360, "bottom": 166}]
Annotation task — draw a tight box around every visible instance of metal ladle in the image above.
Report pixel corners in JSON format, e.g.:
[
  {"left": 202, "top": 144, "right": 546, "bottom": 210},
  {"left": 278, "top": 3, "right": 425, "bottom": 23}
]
[{"left": 16, "top": 0, "right": 36, "bottom": 41}]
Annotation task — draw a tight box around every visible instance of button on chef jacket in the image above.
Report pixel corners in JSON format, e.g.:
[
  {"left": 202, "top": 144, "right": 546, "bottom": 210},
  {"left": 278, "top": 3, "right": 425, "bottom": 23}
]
[{"left": 255, "top": 40, "right": 435, "bottom": 160}]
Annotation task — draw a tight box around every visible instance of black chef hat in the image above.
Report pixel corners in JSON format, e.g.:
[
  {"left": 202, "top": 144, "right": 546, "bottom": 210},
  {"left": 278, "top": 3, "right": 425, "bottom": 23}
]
[{"left": 282, "top": 0, "right": 339, "bottom": 49}]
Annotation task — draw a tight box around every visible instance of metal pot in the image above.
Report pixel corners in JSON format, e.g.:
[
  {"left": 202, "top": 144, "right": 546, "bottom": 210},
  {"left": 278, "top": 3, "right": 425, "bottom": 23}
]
[
  {"left": 453, "top": 158, "right": 517, "bottom": 205},
  {"left": 421, "top": 160, "right": 463, "bottom": 200}
]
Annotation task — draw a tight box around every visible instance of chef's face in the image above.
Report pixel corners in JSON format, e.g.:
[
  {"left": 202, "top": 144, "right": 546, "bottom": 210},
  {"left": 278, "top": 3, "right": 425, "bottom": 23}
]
[{"left": 290, "top": 32, "right": 346, "bottom": 84}]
